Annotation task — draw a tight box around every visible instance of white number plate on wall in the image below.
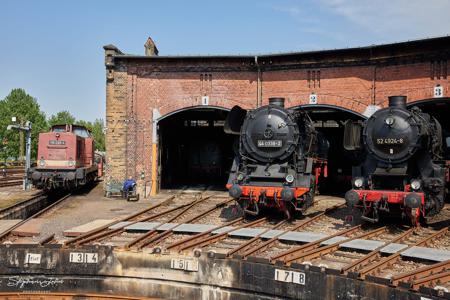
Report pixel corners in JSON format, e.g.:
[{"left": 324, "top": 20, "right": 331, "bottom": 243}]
[
  {"left": 69, "top": 252, "right": 98, "bottom": 264},
  {"left": 274, "top": 269, "right": 306, "bottom": 285},
  {"left": 170, "top": 258, "right": 199, "bottom": 272}
]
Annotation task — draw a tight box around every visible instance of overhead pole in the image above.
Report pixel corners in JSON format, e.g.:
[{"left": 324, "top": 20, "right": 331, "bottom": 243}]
[{"left": 7, "top": 119, "right": 32, "bottom": 190}]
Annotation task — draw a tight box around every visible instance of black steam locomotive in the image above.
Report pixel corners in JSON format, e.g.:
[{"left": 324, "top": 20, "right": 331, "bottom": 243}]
[
  {"left": 225, "top": 98, "right": 328, "bottom": 218},
  {"left": 344, "top": 96, "right": 446, "bottom": 225}
]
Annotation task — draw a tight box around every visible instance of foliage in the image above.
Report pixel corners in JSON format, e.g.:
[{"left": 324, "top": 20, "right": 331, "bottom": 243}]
[
  {"left": 0, "top": 89, "right": 105, "bottom": 161},
  {"left": 48, "top": 110, "right": 76, "bottom": 127},
  {"left": 0, "top": 89, "right": 47, "bottom": 160}
]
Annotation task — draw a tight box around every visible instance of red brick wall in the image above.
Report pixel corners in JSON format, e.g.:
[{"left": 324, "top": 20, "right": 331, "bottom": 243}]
[{"left": 105, "top": 43, "right": 449, "bottom": 195}]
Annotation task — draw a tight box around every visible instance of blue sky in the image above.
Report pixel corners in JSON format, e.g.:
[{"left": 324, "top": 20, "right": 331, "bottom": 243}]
[{"left": 1, "top": 0, "right": 449, "bottom": 121}]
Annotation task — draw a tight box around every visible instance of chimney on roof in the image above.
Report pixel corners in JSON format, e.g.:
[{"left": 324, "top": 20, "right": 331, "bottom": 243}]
[{"left": 144, "top": 37, "right": 159, "bottom": 56}]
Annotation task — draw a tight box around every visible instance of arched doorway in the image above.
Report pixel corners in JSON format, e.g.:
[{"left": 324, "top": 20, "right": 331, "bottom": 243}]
[
  {"left": 157, "top": 106, "right": 234, "bottom": 190},
  {"left": 407, "top": 97, "right": 450, "bottom": 160},
  {"left": 294, "top": 104, "right": 367, "bottom": 195}
]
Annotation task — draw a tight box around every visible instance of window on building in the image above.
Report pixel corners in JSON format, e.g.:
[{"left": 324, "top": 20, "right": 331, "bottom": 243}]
[{"left": 307, "top": 69, "right": 321, "bottom": 88}]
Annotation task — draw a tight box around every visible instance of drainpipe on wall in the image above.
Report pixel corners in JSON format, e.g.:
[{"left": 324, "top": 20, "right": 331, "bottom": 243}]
[
  {"left": 255, "top": 56, "right": 262, "bottom": 107},
  {"left": 372, "top": 65, "right": 377, "bottom": 105},
  {"left": 150, "top": 108, "right": 161, "bottom": 196}
]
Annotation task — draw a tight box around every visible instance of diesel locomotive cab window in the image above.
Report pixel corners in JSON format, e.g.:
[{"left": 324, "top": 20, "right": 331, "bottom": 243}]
[
  {"left": 52, "top": 126, "right": 66, "bottom": 132},
  {"left": 73, "top": 128, "right": 90, "bottom": 138}
]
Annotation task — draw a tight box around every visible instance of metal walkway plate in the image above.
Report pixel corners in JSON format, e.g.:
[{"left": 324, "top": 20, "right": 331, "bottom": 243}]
[
  {"left": 229, "top": 228, "right": 266, "bottom": 238},
  {"left": 380, "top": 243, "right": 409, "bottom": 254},
  {"left": 321, "top": 236, "right": 347, "bottom": 245},
  {"left": 261, "top": 230, "right": 285, "bottom": 239},
  {"left": 279, "top": 231, "right": 327, "bottom": 243},
  {"left": 157, "top": 223, "right": 178, "bottom": 231},
  {"left": 126, "top": 222, "right": 161, "bottom": 231},
  {"left": 173, "top": 223, "right": 217, "bottom": 233},
  {"left": 212, "top": 226, "right": 236, "bottom": 234},
  {"left": 401, "top": 246, "right": 450, "bottom": 262},
  {"left": 109, "top": 221, "right": 132, "bottom": 230},
  {"left": 340, "top": 239, "right": 385, "bottom": 251}
]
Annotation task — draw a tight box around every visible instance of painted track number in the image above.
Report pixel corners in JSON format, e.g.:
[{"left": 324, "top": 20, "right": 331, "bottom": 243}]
[
  {"left": 274, "top": 269, "right": 306, "bottom": 285},
  {"left": 170, "top": 258, "right": 199, "bottom": 272},
  {"left": 69, "top": 252, "right": 98, "bottom": 264}
]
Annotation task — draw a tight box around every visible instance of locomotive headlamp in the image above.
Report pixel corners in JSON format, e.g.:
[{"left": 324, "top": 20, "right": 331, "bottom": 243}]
[
  {"left": 385, "top": 116, "right": 395, "bottom": 126},
  {"left": 410, "top": 179, "right": 421, "bottom": 191},
  {"left": 237, "top": 173, "right": 244, "bottom": 181},
  {"left": 39, "top": 159, "right": 45, "bottom": 167},
  {"left": 285, "top": 174, "right": 295, "bottom": 183},
  {"left": 353, "top": 177, "right": 364, "bottom": 188},
  {"left": 68, "top": 159, "right": 75, "bottom": 167}
]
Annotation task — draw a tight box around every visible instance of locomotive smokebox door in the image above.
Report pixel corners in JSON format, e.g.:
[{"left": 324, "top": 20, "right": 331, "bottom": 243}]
[{"left": 224, "top": 105, "right": 247, "bottom": 135}]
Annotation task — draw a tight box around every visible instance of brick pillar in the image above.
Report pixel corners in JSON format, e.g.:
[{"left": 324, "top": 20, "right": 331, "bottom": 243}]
[{"left": 104, "top": 45, "right": 128, "bottom": 188}]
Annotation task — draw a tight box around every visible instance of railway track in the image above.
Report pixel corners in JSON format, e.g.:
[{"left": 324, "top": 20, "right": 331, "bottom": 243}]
[
  {"left": 0, "top": 193, "right": 71, "bottom": 245},
  {"left": 65, "top": 190, "right": 239, "bottom": 248},
  {"left": 0, "top": 167, "right": 25, "bottom": 187},
  {"left": 0, "top": 192, "right": 46, "bottom": 219},
  {"left": 3, "top": 190, "right": 445, "bottom": 296}
]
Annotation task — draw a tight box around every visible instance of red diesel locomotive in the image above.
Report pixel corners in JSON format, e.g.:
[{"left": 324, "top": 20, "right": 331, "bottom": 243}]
[{"left": 29, "top": 124, "right": 103, "bottom": 190}]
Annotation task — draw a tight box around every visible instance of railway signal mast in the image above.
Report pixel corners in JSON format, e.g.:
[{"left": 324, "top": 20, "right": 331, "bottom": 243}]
[{"left": 7, "top": 117, "right": 32, "bottom": 190}]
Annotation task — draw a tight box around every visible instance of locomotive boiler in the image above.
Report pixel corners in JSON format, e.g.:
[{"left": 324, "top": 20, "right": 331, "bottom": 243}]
[
  {"left": 225, "top": 98, "right": 328, "bottom": 218},
  {"left": 29, "top": 124, "right": 103, "bottom": 190},
  {"left": 344, "top": 96, "right": 446, "bottom": 225}
]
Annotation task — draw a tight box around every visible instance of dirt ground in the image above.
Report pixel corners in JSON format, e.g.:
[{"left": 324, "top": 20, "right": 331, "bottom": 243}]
[{"left": 28, "top": 183, "right": 177, "bottom": 241}]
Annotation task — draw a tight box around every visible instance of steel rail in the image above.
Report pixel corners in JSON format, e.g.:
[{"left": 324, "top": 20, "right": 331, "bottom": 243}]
[
  {"left": 226, "top": 219, "right": 289, "bottom": 257},
  {"left": 239, "top": 203, "right": 345, "bottom": 259},
  {"left": 73, "top": 201, "right": 192, "bottom": 246},
  {"left": 124, "top": 194, "right": 213, "bottom": 249},
  {"left": 178, "top": 217, "right": 268, "bottom": 252},
  {"left": 0, "top": 192, "right": 46, "bottom": 217},
  {"left": 356, "top": 227, "right": 449, "bottom": 279},
  {"left": 410, "top": 269, "right": 450, "bottom": 290},
  {"left": 341, "top": 227, "right": 415, "bottom": 274},
  {"left": 133, "top": 197, "right": 235, "bottom": 250},
  {"left": 283, "top": 226, "right": 387, "bottom": 265},
  {"left": 390, "top": 259, "right": 450, "bottom": 287},
  {"left": 64, "top": 194, "right": 178, "bottom": 246},
  {"left": 0, "top": 193, "right": 71, "bottom": 242},
  {"left": 269, "top": 225, "right": 361, "bottom": 263},
  {"left": 166, "top": 217, "right": 244, "bottom": 251}
]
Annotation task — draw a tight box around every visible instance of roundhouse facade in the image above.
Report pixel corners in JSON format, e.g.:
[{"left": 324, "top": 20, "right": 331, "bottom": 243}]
[{"left": 104, "top": 37, "right": 450, "bottom": 197}]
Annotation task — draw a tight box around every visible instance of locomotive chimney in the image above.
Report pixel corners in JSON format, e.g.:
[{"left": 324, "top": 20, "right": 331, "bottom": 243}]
[
  {"left": 388, "top": 96, "right": 407, "bottom": 108},
  {"left": 269, "top": 97, "right": 285, "bottom": 108}
]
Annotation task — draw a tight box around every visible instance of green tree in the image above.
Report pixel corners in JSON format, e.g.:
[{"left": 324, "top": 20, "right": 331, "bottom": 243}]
[
  {"left": 0, "top": 89, "right": 47, "bottom": 160},
  {"left": 48, "top": 110, "right": 76, "bottom": 127},
  {"left": 77, "top": 119, "right": 105, "bottom": 151}
]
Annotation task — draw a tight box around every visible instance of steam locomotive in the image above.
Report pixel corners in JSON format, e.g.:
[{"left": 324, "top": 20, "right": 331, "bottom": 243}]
[
  {"left": 225, "top": 98, "right": 328, "bottom": 218},
  {"left": 344, "top": 96, "right": 446, "bottom": 225},
  {"left": 28, "top": 124, "right": 103, "bottom": 191}
]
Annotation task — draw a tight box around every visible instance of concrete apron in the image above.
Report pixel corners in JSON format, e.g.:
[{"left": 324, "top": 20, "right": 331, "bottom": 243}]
[{"left": 0, "top": 245, "right": 446, "bottom": 300}]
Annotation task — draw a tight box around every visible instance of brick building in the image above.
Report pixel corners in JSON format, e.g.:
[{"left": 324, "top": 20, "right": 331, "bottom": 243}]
[{"left": 104, "top": 36, "right": 450, "bottom": 197}]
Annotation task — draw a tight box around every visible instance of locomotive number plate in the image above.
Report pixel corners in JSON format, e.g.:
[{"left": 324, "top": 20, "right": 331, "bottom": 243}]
[
  {"left": 49, "top": 140, "right": 66, "bottom": 145},
  {"left": 376, "top": 138, "right": 404, "bottom": 145},
  {"left": 257, "top": 140, "right": 282, "bottom": 147}
]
